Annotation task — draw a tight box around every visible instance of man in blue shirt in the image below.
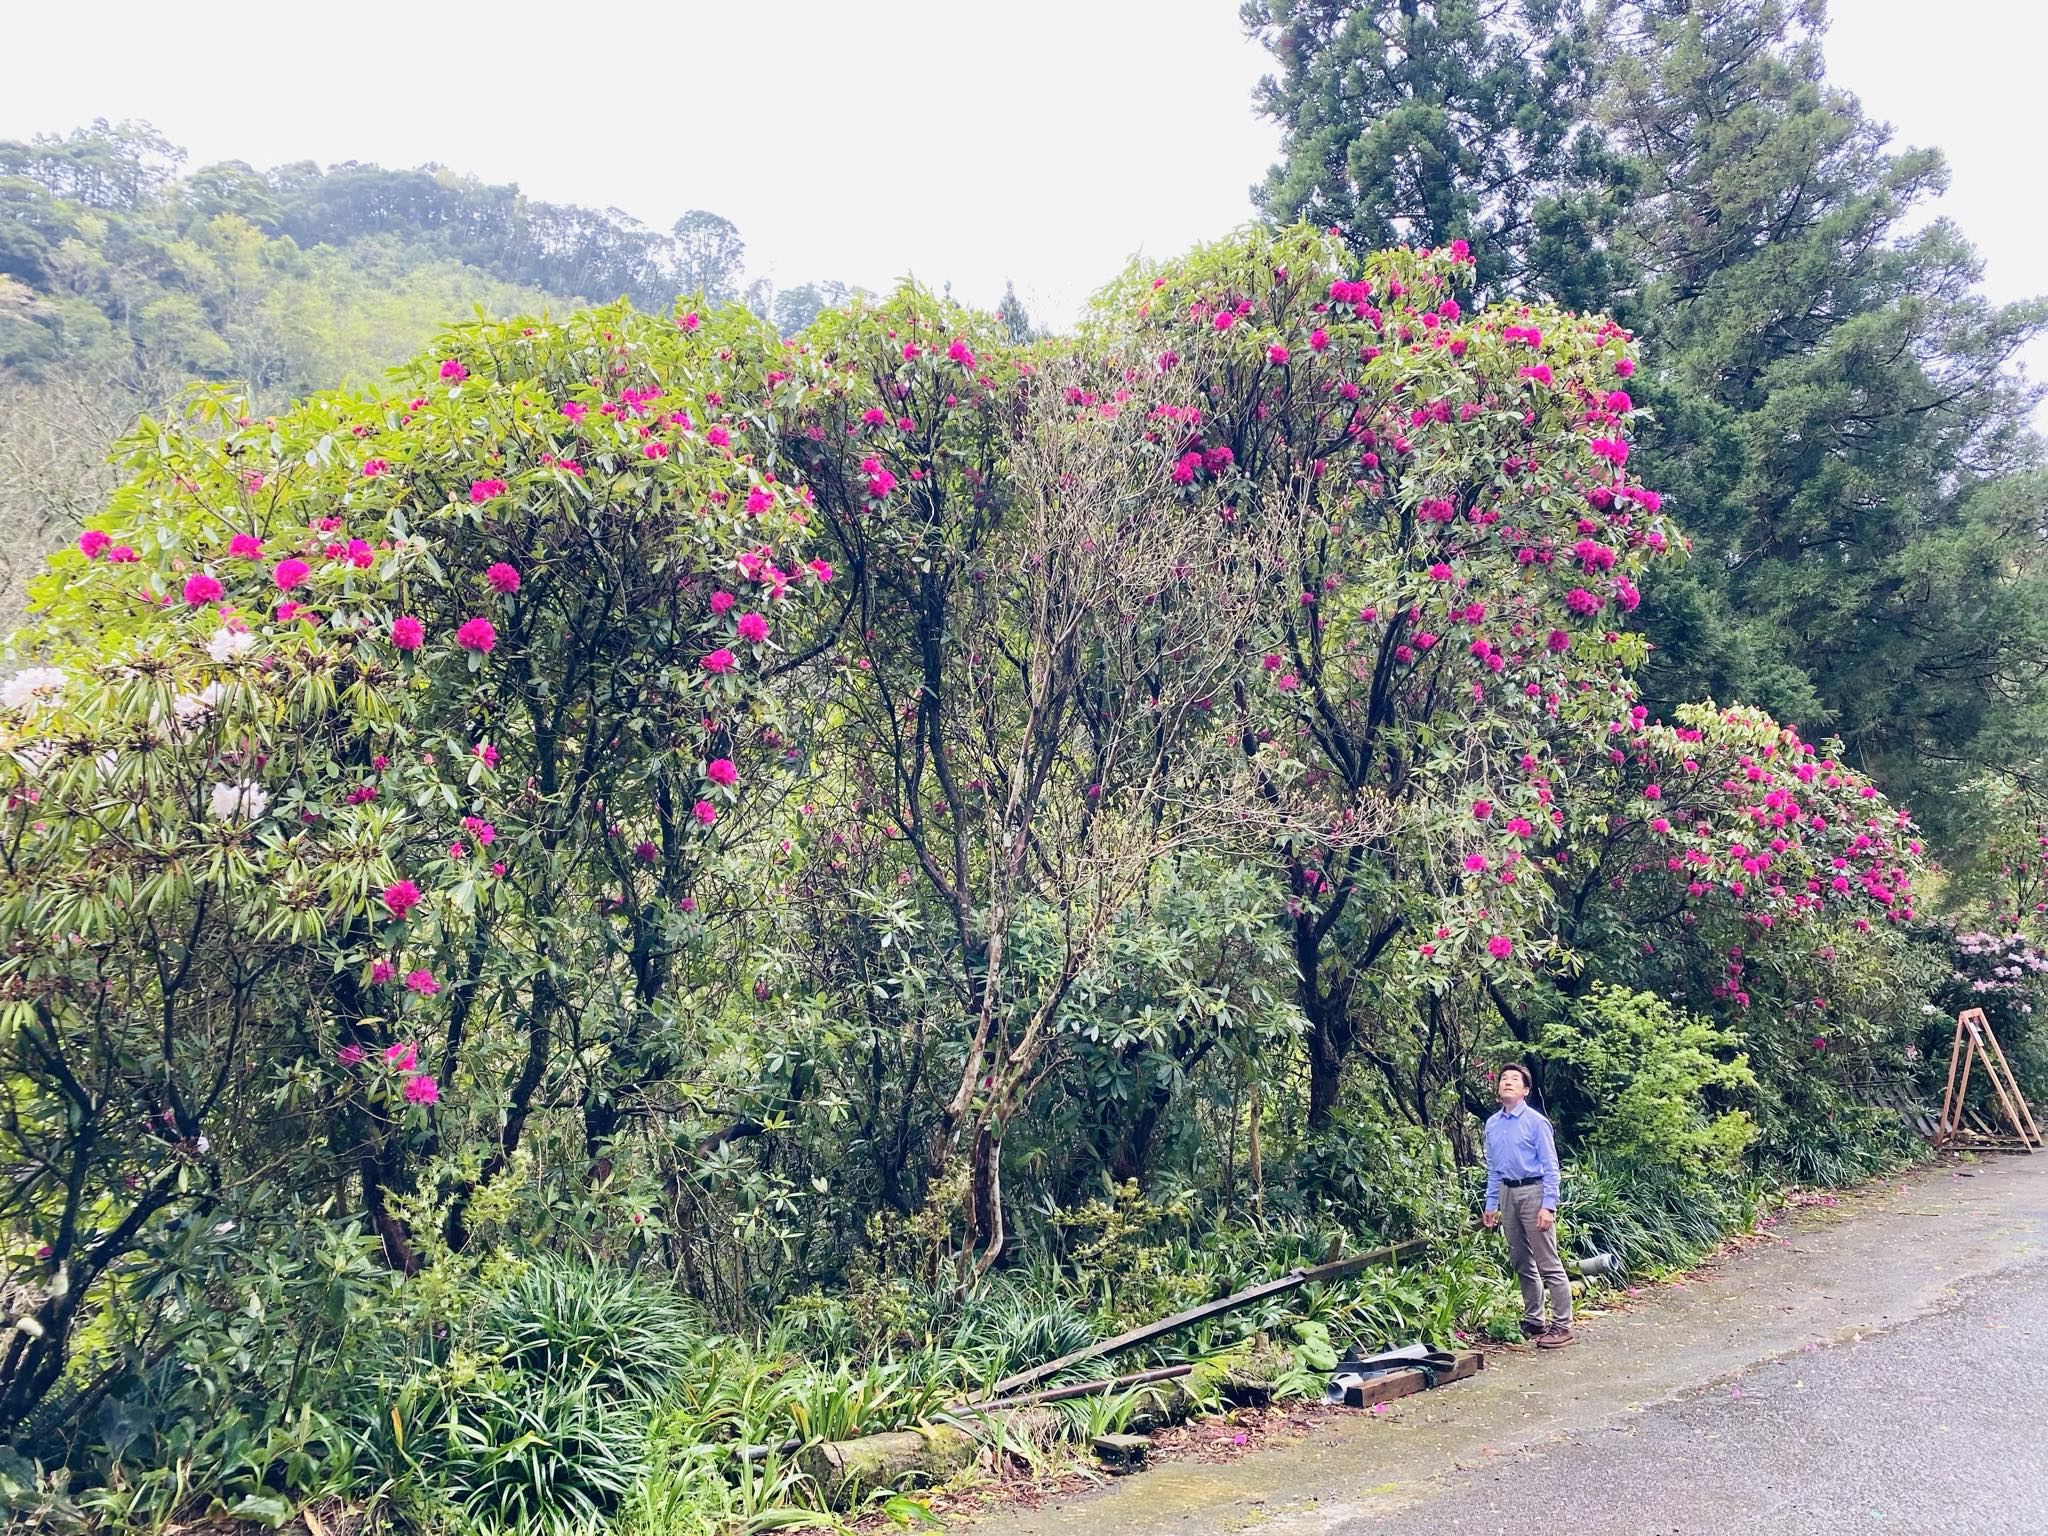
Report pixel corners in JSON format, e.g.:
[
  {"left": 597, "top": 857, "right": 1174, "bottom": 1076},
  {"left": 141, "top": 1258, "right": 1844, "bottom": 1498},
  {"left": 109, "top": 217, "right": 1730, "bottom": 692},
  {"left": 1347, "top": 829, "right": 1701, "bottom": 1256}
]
[{"left": 1481, "top": 1063, "right": 1574, "bottom": 1348}]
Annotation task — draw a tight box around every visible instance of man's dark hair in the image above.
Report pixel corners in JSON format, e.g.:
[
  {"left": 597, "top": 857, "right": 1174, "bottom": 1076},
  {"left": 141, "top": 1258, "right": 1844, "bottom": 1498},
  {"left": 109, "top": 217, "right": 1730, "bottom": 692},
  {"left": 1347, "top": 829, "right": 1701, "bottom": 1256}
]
[{"left": 1498, "top": 1062, "right": 1533, "bottom": 1090}]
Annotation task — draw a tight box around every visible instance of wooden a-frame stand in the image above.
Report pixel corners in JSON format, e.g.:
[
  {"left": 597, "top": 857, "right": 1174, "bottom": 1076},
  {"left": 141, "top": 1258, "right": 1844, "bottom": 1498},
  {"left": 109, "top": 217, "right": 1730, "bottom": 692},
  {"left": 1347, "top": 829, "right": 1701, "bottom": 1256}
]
[{"left": 1935, "top": 1008, "right": 2042, "bottom": 1152}]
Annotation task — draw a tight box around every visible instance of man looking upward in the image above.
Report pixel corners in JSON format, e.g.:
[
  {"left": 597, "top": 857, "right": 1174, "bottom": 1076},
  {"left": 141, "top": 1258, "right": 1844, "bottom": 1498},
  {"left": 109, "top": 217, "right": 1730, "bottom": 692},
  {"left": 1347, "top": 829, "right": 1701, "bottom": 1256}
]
[{"left": 1480, "top": 1064, "right": 1573, "bottom": 1348}]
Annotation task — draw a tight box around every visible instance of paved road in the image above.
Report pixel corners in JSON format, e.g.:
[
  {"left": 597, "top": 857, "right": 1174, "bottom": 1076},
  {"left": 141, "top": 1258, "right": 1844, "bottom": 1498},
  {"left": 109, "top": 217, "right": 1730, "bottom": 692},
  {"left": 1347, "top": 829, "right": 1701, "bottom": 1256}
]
[
  {"left": 966, "top": 1156, "right": 2048, "bottom": 1536},
  {"left": 1358, "top": 1259, "right": 2045, "bottom": 1534}
]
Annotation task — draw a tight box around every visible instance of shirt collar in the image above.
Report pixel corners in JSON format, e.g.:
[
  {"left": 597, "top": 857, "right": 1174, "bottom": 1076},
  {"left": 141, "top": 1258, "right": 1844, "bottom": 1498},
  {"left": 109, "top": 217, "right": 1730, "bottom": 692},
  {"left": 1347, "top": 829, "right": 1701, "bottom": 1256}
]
[{"left": 1499, "top": 1103, "right": 1525, "bottom": 1118}]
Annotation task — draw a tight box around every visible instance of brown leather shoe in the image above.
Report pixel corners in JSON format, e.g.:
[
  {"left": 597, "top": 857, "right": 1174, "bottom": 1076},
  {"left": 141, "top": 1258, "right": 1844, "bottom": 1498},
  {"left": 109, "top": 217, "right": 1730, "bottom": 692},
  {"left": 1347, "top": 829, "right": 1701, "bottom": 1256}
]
[{"left": 1536, "top": 1325, "right": 1576, "bottom": 1349}]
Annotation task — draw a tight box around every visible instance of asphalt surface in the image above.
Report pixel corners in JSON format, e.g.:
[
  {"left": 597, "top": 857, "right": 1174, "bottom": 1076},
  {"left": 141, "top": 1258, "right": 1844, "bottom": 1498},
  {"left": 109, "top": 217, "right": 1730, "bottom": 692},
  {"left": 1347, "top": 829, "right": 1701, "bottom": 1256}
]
[
  {"left": 1362, "top": 1259, "right": 2046, "bottom": 1535},
  {"left": 966, "top": 1156, "right": 2048, "bottom": 1536}
]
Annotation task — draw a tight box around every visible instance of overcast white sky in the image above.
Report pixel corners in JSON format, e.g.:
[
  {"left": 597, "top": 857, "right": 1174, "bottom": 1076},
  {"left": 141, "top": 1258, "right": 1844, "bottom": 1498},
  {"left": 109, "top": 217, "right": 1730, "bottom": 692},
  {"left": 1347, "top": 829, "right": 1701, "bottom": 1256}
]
[{"left": 5, "top": 0, "right": 2044, "bottom": 390}]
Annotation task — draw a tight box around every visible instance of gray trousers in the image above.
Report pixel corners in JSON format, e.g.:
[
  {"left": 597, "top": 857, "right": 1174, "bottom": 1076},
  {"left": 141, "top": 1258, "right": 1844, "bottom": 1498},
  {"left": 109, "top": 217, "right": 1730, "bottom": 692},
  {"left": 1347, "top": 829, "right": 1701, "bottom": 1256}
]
[{"left": 1501, "top": 1181, "right": 1572, "bottom": 1327}]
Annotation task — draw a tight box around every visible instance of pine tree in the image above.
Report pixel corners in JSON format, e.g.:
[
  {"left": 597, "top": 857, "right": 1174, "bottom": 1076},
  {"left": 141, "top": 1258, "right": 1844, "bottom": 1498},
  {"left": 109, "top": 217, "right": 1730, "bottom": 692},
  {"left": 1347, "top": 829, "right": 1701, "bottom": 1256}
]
[
  {"left": 1244, "top": 0, "right": 1624, "bottom": 301},
  {"left": 996, "top": 280, "right": 1034, "bottom": 344}
]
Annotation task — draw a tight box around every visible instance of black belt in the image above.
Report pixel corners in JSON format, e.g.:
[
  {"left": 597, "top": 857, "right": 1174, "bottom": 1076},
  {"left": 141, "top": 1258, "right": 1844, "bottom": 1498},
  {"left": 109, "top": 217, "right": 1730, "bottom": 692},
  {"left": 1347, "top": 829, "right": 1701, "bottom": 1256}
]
[{"left": 1501, "top": 1175, "right": 1543, "bottom": 1188}]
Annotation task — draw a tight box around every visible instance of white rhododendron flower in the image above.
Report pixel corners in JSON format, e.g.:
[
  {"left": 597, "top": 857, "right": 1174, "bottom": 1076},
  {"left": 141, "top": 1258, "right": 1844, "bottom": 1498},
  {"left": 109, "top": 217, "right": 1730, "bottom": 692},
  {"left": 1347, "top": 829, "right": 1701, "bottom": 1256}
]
[
  {"left": 206, "top": 628, "right": 257, "bottom": 663},
  {"left": 2, "top": 667, "right": 65, "bottom": 709},
  {"left": 173, "top": 682, "right": 225, "bottom": 723},
  {"left": 208, "top": 781, "right": 269, "bottom": 821}
]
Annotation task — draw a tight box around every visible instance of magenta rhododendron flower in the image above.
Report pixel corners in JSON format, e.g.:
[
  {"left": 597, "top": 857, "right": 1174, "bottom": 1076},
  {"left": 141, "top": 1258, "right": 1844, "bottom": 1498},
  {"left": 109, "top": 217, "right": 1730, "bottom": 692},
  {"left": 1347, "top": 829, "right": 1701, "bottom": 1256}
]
[
  {"left": 404, "top": 969, "right": 439, "bottom": 996},
  {"left": 382, "top": 880, "right": 422, "bottom": 919},
  {"left": 361, "top": 458, "right": 388, "bottom": 478},
  {"left": 371, "top": 960, "right": 396, "bottom": 984},
  {"left": 337, "top": 1044, "right": 366, "bottom": 1066},
  {"left": 79, "top": 529, "right": 109, "bottom": 558},
  {"left": 456, "top": 618, "right": 497, "bottom": 653},
  {"left": 710, "top": 591, "right": 735, "bottom": 614},
  {"left": 707, "top": 758, "right": 738, "bottom": 786},
  {"left": 439, "top": 359, "right": 467, "bottom": 382},
  {"left": 736, "top": 612, "right": 769, "bottom": 643},
  {"left": 384, "top": 1041, "right": 417, "bottom": 1071},
  {"left": 680, "top": 311, "right": 701, "bottom": 331},
  {"left": 228, "top": 534, "right": 263, "bottom": 559},
  {"left": 182, "top": 574, "right": 223, "bottom": 605},
  {"left": 273, "top": 559, "right": 310, "bottom": 591},
  {"left": 1472, "top": 800, "right": 1493, "bottom": 820},
  {"left": 746, "top": 487, "right": 774, "bottom": 515},
  {"left": 1487, "top": 935, "right": 1514, "bottom": 959},
  {"left": 808, "top": 559, "right": 834, "bottom": 583},
  {"left": 701, "top": 648, "right": 736, "bottom": 674},
  {"left": 469, "top": 479, "right": 508, "bottom": 503},
  {"left": 486, "top": 562, "right": 521, "bottom": 595},
  {"left": 391, "top": 615, "right": 425, "bottom": 650},
  {"left": 404, "top": 1074, "right": 440, "bottom": 1105},
  {"left": 693, "top": 800, "right": 718, "bottom": 826}
]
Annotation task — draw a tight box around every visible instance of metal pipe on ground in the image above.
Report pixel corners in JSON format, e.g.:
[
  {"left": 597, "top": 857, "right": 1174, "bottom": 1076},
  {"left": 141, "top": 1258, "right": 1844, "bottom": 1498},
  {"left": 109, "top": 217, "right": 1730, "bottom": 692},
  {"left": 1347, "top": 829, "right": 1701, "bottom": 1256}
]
[{"left": 960, "top": 1237, "right": 1428, "bottom": 1407}]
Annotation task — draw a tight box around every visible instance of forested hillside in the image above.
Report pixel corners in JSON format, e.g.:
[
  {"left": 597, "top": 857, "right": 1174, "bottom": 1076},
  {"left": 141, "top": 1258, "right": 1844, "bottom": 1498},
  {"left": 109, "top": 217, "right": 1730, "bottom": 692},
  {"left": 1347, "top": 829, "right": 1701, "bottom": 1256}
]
[{"left": 0, "top": 122, "right": 843, "bottom": 620}]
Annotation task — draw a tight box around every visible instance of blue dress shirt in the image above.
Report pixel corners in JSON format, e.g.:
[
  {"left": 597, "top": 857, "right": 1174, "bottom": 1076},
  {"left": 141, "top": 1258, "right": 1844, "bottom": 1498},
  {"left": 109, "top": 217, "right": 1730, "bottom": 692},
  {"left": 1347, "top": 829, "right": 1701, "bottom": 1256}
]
[{"left": 1483, "top": 1102, "right": 1560, "bottom": 1212}]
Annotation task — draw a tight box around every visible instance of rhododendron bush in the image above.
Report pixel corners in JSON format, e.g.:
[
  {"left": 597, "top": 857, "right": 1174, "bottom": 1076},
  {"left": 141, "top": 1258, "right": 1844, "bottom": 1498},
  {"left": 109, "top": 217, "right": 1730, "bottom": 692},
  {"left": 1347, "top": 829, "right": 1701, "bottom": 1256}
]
[
  {"left": 0, "top": 230, "right": 1949, "bottom": 1477},
  {"left": 1088, "top": 227, "right": 1681, "bottom": 1125},
  {"left": 0, "top": 302, "right": 812, "bottom": 1431},
  {"left": 770, "top": 288, "right": 1283, "bottom": 1276}
]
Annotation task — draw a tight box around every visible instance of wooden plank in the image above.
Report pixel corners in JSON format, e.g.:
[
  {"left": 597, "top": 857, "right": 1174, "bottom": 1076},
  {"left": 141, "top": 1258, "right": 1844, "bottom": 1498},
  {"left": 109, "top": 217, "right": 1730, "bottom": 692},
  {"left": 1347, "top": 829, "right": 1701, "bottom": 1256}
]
[
  {"left": 1937, "top": 1013, "right": 1968, "bottom": 1138},
  {"left": 1334, "top": 1349, "right": 1484, "bottom": 1409}
]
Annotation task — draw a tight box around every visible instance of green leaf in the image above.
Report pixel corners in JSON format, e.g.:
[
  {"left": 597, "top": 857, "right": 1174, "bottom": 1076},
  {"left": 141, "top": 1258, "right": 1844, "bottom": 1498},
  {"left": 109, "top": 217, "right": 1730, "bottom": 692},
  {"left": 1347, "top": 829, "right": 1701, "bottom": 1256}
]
[{"left": 226, "top": 1492, "right": 293, "bottom": 1525}]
